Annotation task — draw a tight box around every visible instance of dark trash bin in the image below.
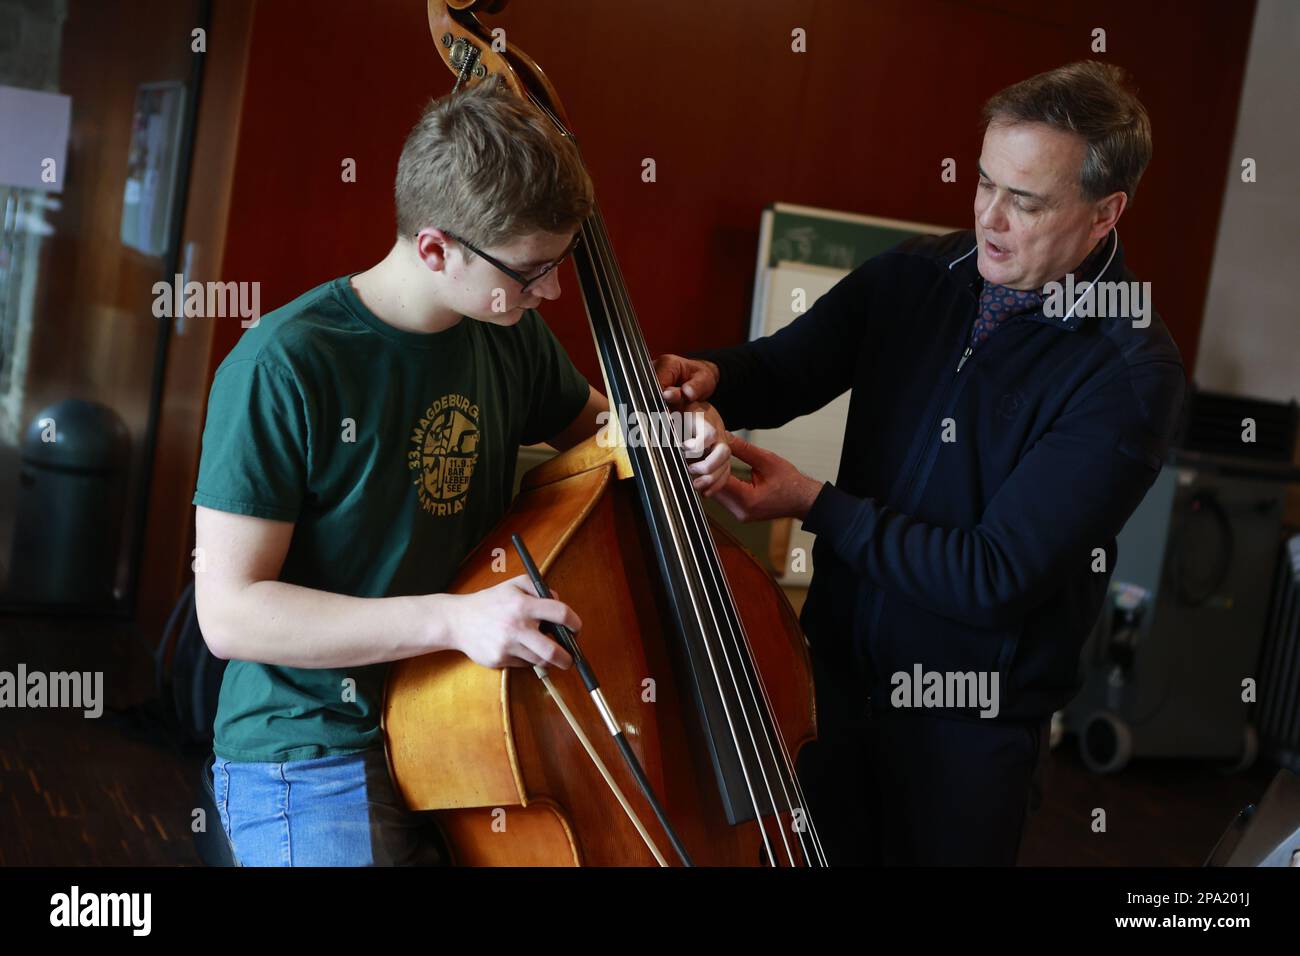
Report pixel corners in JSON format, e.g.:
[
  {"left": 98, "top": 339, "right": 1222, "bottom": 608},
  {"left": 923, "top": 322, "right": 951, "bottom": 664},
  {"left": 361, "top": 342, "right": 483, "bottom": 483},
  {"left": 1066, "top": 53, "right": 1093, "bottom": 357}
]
[{"left": 8, "top": 398, "right": 131, "bottom": 606}]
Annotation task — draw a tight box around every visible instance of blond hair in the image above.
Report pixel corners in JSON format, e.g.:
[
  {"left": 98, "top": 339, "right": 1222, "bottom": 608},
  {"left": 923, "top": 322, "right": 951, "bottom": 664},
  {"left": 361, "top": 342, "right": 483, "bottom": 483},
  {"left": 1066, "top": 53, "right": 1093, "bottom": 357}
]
[{"left": 394, "top": 76, "right": 593, "bottom": 246}]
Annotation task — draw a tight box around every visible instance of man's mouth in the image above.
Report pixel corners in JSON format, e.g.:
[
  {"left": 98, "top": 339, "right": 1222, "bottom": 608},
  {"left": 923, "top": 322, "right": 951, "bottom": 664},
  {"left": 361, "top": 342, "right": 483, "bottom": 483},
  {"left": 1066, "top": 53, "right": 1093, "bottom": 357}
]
[{"left": 985, "top": 239, "right": 1012, "bottom": 259}]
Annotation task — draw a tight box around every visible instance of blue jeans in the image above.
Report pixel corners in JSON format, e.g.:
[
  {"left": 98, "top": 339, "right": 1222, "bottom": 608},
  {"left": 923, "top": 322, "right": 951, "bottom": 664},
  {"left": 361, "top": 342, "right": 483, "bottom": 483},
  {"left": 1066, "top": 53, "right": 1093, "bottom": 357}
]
[{"left": 212, "top": 747, "right": 444, "bottom": 866}]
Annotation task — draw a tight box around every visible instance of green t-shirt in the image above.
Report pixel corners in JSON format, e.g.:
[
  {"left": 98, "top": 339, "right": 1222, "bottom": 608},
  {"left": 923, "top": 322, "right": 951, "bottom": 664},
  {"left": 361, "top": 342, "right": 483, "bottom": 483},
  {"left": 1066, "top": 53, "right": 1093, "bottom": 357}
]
[{"left": 193, "top": 275, "right": 589, "bottom": 762}]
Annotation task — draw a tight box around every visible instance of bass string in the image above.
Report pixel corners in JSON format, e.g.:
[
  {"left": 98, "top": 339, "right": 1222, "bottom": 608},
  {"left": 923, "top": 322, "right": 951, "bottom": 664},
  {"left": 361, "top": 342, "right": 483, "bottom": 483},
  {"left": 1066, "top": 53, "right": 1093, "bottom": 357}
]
[
  {"left": 584, "top": 206, "right": 818, "bottom": 866},
  {"left": 523, "top": 81, "right": 824, "bottom": 865},
  {"left": 535, "top": 64, "right": 812, "bottom": 861},
  {"left": 545, "top": 100, "right": 821, "bottom": 868},
  {"left": 576, "top": 213, "right": 786, "bottom": 865},
  {"left": 593, "top": 211, "right": 827, "bottom": 867}
]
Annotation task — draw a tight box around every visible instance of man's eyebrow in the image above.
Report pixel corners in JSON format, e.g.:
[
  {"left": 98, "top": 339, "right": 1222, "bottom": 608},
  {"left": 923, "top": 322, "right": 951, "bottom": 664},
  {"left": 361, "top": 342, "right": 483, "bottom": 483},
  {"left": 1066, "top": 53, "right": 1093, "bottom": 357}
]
[
  {"left": 496, "top": 254, "right": 545, "bottom": 273},
  {"left": 977, "top": 162, "right": 1047, "bottom": 201},
  {"left": 513, "top": 248, "right": 571, "bottom": 270}
]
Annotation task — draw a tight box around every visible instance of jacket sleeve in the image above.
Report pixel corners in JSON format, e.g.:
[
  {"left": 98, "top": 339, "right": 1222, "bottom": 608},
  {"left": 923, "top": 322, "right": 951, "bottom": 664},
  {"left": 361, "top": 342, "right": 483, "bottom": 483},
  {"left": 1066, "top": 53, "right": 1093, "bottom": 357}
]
[
  {"left": 688, "top": 260, "right": 877, "bottom": 431},
  {"left": 802, "top": 359, "right": 1187, "bottom": 629}
]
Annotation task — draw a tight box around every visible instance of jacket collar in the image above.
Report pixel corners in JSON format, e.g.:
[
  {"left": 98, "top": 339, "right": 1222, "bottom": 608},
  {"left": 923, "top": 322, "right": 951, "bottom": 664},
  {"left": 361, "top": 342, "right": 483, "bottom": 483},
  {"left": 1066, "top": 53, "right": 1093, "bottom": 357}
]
[{"left": 946, "top": 229, "right": 1127, "bottom": 333}]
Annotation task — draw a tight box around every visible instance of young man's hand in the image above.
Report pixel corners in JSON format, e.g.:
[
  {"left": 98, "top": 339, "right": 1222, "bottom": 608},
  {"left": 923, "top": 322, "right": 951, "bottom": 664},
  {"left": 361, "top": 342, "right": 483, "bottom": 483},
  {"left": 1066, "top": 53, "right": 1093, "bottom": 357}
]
[
  {"left": 446, "top": 575, "right": 578, "bottom": 670},
  {"left": 714, "top": 435, "right": 823, "bottom": 522},
  {"left": 680, "top": 401, "right": 732, "bottom": 497},
  {"left": 655, "top": 354, "right": 719, "bottom": 405}
]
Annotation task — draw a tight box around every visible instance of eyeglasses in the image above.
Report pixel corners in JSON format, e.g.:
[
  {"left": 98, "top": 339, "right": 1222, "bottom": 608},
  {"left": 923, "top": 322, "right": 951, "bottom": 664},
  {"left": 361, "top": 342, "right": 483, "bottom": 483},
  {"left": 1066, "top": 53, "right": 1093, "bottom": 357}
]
[{"left": 439, "top": 229, "right": 582, "bottom": 294}]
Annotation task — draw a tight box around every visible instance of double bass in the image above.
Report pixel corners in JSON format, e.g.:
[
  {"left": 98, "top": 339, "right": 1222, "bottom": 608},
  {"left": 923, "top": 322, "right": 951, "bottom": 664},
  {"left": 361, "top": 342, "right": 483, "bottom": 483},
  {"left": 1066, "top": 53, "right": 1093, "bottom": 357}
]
[{"left": 383, "top": 0, "right": 824, "bottom": 867}]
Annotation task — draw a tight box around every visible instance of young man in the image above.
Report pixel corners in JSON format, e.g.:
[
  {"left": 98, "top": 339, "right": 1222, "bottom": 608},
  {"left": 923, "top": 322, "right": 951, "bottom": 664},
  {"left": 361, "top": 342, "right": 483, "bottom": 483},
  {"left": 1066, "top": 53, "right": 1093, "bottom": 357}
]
[{"left": 193, "top": 78, "right": 731, "bottom": 866}]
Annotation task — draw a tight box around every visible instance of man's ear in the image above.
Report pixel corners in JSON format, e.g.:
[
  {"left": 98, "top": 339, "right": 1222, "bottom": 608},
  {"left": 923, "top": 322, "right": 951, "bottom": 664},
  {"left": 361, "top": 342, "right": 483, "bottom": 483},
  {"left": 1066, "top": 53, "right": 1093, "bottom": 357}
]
[
  {"left": 1093, "top": 191, "right": 1127, "bottom": 238},
  {"left": 414, "top": 228, "right": 453, "bottom": 273}
]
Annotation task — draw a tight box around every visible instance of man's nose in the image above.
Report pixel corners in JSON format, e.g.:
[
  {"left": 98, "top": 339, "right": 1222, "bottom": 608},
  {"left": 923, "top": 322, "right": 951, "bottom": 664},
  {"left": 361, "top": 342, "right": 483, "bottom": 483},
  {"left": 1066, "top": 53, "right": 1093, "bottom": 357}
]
[
  {"left": 977, "top": 190, "right": 1007, "bottom": 232},
  {"left": 533, "top": 267, "right": 562, "bottom": 301}
]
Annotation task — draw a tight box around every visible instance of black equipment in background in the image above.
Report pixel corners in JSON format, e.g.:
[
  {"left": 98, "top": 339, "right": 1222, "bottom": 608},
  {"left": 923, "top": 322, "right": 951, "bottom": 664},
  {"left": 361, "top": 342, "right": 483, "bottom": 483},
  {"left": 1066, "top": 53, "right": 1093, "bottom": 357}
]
[
  {"left": 155, "top": 579, "right": 233, "bottom": 865},
  {"left": 1205, "top": 768, "right": 1300, "bottom": 866},
  {"left": 154, "top": 578, "right": 227, "bottom": 747},
  {"left": 1178, "top": 388, "right": 1298, "bottom": 464},
  {"left": 1257, "top": 535, "right": 1300, "bottom": 772},
  {"left": 1065, "top": 387, "right": 1300, "bottom": 773}
]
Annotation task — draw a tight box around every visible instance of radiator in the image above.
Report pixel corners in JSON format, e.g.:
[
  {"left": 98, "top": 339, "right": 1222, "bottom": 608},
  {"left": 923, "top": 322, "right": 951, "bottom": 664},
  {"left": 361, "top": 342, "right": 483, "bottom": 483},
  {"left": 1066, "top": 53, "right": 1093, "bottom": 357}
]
[{"left": 1258, "top": 535, "right": 1300, "bottom": 771}]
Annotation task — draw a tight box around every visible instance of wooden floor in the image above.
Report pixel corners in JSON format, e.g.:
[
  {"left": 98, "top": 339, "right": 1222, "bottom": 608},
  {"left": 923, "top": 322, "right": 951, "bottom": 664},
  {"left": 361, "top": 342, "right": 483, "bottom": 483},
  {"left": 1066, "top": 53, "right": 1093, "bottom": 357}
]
[
  {"left": 1019, "top": 737, "right": 1276, "bottom": 866},
  {"left": 0, "top": 614, "right": 208, "bottom": 866},
  {"left": 0, "top": 614, "right": 1280, "bottom": 866}
]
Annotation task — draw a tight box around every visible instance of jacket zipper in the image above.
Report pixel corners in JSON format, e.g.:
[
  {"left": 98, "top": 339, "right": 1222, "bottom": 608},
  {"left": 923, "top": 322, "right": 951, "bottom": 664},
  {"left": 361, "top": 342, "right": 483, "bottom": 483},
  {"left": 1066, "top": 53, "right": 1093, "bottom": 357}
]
[
  {"left": 956, "top": 303, "right": 985, "bottom": 372},
  {"left": 863, "top": 305, "right": 982, "bottom": 671}
]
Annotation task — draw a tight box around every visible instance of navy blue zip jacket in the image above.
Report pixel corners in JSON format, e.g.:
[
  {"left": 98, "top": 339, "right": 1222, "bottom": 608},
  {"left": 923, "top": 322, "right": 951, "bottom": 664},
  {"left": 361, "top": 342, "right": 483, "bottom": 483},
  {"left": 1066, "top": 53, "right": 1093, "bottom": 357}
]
[{"left": 695, "top": 229, "right": 1186, "bottom": 722}]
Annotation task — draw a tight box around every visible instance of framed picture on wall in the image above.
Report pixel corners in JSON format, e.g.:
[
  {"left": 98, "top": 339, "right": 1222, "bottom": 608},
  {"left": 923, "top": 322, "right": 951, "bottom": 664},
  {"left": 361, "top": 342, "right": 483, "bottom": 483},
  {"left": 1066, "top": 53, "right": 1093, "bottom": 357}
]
[{"left": 119, "top": 80, "right": 186, "bottom": 257}]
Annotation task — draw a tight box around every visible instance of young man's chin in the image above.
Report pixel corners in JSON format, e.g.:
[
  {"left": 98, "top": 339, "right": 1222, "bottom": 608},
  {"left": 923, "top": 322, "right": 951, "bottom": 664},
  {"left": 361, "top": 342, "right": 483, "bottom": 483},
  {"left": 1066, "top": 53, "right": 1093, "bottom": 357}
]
[{"left": 473, "top": 306, "right": 529, "bottom": 326}]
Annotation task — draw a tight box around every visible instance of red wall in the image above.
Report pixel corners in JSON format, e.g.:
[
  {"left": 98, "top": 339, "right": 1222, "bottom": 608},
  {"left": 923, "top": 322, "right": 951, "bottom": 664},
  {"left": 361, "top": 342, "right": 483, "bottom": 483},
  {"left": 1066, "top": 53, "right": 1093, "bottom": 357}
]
[{"left": 214, "top": 0, "right": 1256, "bottom": 387}]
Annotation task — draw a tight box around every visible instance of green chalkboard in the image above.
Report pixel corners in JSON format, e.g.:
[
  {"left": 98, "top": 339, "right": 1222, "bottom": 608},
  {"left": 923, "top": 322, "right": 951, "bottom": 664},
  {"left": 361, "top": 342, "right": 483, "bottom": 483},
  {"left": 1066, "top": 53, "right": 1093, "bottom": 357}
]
[{"left": 764, "top": 203, "right": 955, "bottom": 271}]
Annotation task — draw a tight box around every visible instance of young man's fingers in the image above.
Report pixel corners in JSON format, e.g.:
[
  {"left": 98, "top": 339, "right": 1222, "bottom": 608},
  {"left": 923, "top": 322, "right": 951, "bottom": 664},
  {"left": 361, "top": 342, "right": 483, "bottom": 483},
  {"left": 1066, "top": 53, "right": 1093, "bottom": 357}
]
[
  {"left": 689, "top": 441, "right": 731, "bottom": 476},
  {"left": 529, "top": 596, "right": 582, "bottom": 634},
  {"left": 504, "top": 573, "right": 536, "bottom": 594},
  {"left": 681, "top": 419, "right": 718, "bottom": 457},
  {"left": 504, "top": 643, "right": 546, "bottom": 670},
  {"left": 522, "top": 631, "right": 574, "bottom": 671},
  {"left": 695, "top": 473, "right": 723, "bottom": 497}
]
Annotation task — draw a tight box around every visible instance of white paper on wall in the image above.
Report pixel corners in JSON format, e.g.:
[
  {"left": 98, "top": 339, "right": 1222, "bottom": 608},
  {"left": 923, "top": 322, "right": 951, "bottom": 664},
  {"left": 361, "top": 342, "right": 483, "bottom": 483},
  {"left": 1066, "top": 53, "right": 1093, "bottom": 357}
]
[
  {"left": 0, "top": 85, "right": 71, "bottom": 192},
  {"left": 747, "top": 262, "right": 851, "bottom": 584}
]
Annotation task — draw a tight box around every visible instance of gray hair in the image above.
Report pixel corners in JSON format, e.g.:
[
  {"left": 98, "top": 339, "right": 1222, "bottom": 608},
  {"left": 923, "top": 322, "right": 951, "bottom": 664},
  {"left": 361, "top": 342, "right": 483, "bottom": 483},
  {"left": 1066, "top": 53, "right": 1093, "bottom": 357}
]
[{"left": 983, "top": 60, "right": 1153, "bottom": 204}]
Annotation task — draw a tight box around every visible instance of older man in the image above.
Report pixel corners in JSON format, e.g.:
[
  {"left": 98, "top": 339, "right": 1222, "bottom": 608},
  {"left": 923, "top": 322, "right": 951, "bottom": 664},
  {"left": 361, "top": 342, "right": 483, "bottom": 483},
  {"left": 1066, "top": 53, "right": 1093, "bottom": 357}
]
[{"left": 655, "top": 61, "right": 1186, "bottom": 865}]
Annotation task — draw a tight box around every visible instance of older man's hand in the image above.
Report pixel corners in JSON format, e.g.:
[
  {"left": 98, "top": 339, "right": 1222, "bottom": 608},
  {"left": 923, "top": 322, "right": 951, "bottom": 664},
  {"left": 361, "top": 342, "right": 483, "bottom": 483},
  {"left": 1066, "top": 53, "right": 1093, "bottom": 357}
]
[
  {"left": 713, "top": 435, "right": 823, "bottom": 522},
  {"left": 655, "top": 353, "right": 720, "bottom": 405}
]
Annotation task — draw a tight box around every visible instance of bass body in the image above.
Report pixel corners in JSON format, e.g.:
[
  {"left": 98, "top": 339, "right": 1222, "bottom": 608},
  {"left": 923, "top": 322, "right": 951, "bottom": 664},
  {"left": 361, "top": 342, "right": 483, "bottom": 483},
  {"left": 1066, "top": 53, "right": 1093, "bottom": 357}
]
[{"left": 385, "top": 438, "right": 814, "bottom": 865}]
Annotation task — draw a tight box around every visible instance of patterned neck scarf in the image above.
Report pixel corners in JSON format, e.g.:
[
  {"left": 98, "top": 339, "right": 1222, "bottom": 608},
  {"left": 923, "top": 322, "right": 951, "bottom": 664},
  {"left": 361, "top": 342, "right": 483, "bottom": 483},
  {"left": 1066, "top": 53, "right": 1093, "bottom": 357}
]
[
  {"left": 971, "top": 284, "right": 1043, "bottom": 350},
  {"left": 970, "top": 236, "right": 1110, "bottom": 351}
]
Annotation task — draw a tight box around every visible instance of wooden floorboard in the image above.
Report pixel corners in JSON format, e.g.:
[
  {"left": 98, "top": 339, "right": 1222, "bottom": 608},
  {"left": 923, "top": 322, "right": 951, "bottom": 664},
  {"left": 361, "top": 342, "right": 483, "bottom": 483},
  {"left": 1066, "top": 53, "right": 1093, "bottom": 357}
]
[
  {"left": 1020, "top": 737, "right": 1276, "bottom": 866},
  {"left": 0, "top": 615, "right": 205, "bottom": 866},
  {"left": 0, "top": 614, "right": 1282, "bottom": 866}
]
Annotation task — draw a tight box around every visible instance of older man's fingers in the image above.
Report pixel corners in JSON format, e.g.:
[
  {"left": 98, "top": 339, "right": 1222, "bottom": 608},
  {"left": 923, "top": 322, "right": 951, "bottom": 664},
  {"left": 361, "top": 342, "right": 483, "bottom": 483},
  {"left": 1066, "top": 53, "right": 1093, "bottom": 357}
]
[{"left": 712, "top": 476, "right": 752, "bottom": 521}]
